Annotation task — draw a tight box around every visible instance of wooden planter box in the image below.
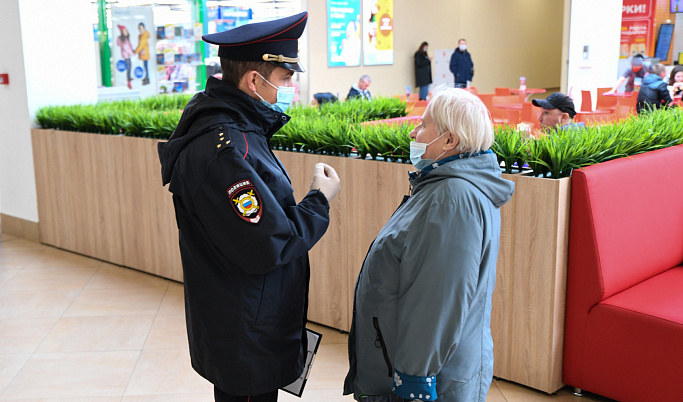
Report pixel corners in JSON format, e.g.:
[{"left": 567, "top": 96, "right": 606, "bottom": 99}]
[{"left": 31, "top": 128, "right": 568, "bottom": 394}]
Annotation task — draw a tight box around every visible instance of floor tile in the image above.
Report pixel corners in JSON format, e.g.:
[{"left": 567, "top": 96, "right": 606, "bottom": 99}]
[
  {"left": 24, "top": 247, "right": 100, "bottom": 270},
  {"left": 280, "top": 387, "right": 354, "bottom": 401},
  {"left": 122, "top": 395, "right": 213, "bottom": 401},
  {"left": 305, "top": 343, "right": 349, "bottom": 391},
  {"left": 86, "top": 263, "right": 170, "bottom": 291},
  {"left": 143, "top": 315, "right": 188, "bottom": 350},
  {"left": 37, "top": 315, "right": 155, "bottom": 353},
  {"left": 63, "top": 285, "right": 168, "bottom": 317},
  {"left": 0, "top": 317, "right": 58, "bottom": 353},
  {"left": 157, "top": 282, "right": 185, "bottom": 316},
  {"left": 0, "top": 351, "right": 140, "bottom": 399},
  {"left": 0, "top": 353, "right": 30, "bottom": 394},
  {"left": 0, "top": 288, "right": 80, "bottom": 320},
  {"left": 124, "top": 348, "right": 213, "bottom": 396},
  {"left": 0, "top": 267, "right": 20, "bottom": 288},
  {"left": 486, "top": 381, "right": 508, "bottom": 402},
  {"left": 4, "top": 264, "right": 98, "bottom": 291}
]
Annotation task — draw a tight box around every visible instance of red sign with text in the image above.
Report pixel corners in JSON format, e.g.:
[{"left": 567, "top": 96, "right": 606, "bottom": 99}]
[{"left": 621, "top": 0, "right": 654, "bottom": 58}]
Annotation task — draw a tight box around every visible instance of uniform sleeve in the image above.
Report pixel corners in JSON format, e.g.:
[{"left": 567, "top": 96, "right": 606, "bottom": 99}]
[
  {"left": 190, "top": 147, "right": 330, "bottom": 275},
  {"left": 391, "top": 200, "right": 484, "bottom": 400}
]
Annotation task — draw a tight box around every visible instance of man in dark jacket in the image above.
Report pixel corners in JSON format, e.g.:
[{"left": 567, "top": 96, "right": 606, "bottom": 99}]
[
  {"left": 157, "top": 12, "right": 341, "bottom": 402},
  {"left": 449, "top": 38, "right": 473, "bottom": 88},
  {"left": 637, "top": 63, "right": 673, "bottom": 114},
  {"left": 346, "top": 75, "right": 372, "bottom": 100}
]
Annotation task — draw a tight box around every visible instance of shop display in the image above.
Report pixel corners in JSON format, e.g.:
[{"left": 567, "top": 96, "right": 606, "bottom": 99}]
[{"left": 155, "top": 23, "right": 202, "bottom": 94}]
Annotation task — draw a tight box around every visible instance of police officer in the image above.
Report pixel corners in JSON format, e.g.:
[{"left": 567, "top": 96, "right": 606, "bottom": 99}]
[{"left": 157, "top": 11, "right": 340, "bottom": 402}]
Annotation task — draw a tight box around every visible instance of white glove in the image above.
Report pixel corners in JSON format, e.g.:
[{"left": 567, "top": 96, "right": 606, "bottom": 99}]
[{"left": 309, "top": 163, "right": 340, "bottom": 202}]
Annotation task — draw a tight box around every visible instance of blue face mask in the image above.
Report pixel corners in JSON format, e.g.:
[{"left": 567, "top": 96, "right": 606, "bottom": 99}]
[
  {"left": 410, "top": 133, "right": 447, "bottom": 170},
  {"left": 255, "top": 73, "right": 296, "bottom": 113}
]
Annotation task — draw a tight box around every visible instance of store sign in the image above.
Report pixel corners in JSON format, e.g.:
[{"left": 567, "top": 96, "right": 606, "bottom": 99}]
[{"left": 620, "top": 0, "right": 653, "bottom": 58}]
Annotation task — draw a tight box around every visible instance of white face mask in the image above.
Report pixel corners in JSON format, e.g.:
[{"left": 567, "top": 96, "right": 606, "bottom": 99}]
[
  {"left": 423, "top": 46, "right": 428, "bottom": 52},
  {"left": 254, "top": 73, "right": 296, "bottom": 113},
  {"left": 459, "top": 44, "right": 467, "bottom": 51},
  {"left": 409, "top": 133, "right": 448, "bottom": 170}
]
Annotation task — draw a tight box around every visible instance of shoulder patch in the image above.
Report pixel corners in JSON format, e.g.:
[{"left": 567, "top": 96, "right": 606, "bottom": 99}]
[
  {"left": 214, "top": 126, "right": 233, "bottom": 153},
  {"left": 227, "top": 179, "right": 262, "bottom": 224}
]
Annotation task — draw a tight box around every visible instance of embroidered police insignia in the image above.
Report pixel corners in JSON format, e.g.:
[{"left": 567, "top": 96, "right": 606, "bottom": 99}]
[{"left": 227, "top": 179, "right": 262, "bottom": 224}]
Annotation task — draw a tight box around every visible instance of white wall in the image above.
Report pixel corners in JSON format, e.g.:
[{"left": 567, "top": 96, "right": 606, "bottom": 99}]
[
  {"left": 566, "top": 0, "right": 622, "bottom": 111},
  {"left": 0, "top": 0, "right": 98, "bottom": 224}
]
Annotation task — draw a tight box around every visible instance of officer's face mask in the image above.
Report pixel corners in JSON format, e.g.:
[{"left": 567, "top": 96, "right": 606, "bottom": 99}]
[
  {"left": 254, "top": 73, "right": 295, "bottom": 113},
  {"left": 459, "top": 44, "right": 467, "bottom": 51},
  {"left": 410, "top": 132, "right": 448, "bottom": 170}
]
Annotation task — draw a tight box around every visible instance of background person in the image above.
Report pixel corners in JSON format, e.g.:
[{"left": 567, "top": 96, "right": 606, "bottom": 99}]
[
  {"left": 532, "top": 92, "right": 584, "bottom": 132},
  {"left": 637, "top": 63, "right": 673, "bottom": 114},
  {"left": 158, "top": 12, "right": 341, "bottom": 402},
  {"left": 346, "top": 75, "right": 372, "bottom": 100},
  {"left": 344, "top": 87, "right": 515, "bottom": 402},
  {"left": 668, "top": 65, "right": 683, "bottom": 98},
  {"left": 605, "top": 54, "right": 647, "bottom": 94},
  {"left": 449, "top": 38, "right": 473, "bottom": 88},
  {"left": 414, "top": 41, "right": 433, "bottom": 100}
]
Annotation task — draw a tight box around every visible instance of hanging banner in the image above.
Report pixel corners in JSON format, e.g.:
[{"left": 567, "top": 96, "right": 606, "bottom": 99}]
[
  {"left": 327, "top": 0, "right": 362, "bottom": 67},
  {"left": 363, "top": 0, "right": 393, "bottom": 65},
  {"left": 111, "top": 6, "right": 156, "bottom": 96},
  {"left": 620, "top": 0, "right": 654, "bottom": 58}
]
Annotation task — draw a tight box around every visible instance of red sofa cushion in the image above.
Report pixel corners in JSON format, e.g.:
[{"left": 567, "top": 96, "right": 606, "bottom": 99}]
[
  {"left": 564, "top": 144, "right": 683, "bottom": 395},
  {"left": 580, "top": 267, "right": 683, "bottom": 402}
]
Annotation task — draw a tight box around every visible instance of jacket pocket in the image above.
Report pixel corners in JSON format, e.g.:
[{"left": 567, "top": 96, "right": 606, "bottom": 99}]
[
  {"left": 254, "top": 269, "right": 282, "bottom": 325},
  {"left": 373, "top": 316, "right": 393, "bottom": 377}
]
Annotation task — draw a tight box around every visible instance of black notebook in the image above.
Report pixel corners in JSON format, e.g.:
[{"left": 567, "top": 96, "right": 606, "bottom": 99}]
[{"left": 281, "top": 328, "right": 323, "bottom": 397}]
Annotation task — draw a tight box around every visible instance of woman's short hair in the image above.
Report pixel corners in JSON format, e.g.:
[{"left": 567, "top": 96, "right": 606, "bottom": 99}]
[{"left": 427, "top": 85, "right": 494, "bottom": 154}]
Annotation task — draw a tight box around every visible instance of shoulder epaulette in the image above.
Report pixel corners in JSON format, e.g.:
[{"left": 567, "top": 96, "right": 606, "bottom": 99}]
[{"left": 214, "top": 125, "right": 234, "bottom": 154}]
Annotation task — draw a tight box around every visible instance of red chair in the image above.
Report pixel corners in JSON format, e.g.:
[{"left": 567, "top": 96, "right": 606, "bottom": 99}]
[
  {"left": 580, "top": 90, "right": 593, "bottom": 112},
  {"left": 494, "top": 87, "right": 511, "bottom": 96}
]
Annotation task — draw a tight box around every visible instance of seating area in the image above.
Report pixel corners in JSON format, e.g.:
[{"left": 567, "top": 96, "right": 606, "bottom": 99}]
[
  {"left": 564, "top": 144, "right": 683, "bottom": 402},
  {"left": 573, "top": 87, "right": 638, "bottom": 124}
]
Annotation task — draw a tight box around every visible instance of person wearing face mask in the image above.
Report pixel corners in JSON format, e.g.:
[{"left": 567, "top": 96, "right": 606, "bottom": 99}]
[
  {"left": 157, "top": 12, "right": 340, "bottom": 402},
  {"left": 449, "top": 39, "right": 474, "bottom": 89},
  {"left": 414, "top": 41, "right": 433, "bottom": 100},
  {"left": 344, "top": 86, "right": 514, "bottom": 402},
  {"left": 605, "top": 54, "right": 649, "bottom": 94}
]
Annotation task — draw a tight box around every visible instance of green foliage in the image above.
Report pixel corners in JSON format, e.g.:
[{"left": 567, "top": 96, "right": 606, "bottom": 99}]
[{"left": 34, "top": 94, "right": 683, "bottom": 178}]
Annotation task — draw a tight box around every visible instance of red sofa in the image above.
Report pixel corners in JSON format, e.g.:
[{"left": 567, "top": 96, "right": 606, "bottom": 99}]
[{"left": 564, "top": 144, "right": 683, "bottom": 402}]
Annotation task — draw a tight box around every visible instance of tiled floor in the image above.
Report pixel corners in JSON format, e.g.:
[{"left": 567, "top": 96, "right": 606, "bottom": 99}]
[{"left": 0, "top": 234, "right": 614, "bottom": 401}]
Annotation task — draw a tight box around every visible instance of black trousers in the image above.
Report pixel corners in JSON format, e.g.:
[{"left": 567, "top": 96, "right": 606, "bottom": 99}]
[{"left": 213, "top": 386, "right": 277, "bottom": 402}]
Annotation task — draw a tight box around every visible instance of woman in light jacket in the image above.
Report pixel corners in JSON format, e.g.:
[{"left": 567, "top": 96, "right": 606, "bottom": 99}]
[
  {"left": 344, "top": 86, "right": 515, "bottom": 402},
  {"left": 414, "top": 41, "right": 432, "bottom": 100}
]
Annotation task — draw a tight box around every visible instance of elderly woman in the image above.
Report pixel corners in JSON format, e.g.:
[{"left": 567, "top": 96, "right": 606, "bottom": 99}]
[{"left": 344, "top": 87, "right": 515, "bottom": 402}]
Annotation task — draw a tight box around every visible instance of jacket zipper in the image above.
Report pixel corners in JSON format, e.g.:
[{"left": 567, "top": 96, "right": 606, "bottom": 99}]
[{"left": 373, "top": 316, "right": 393, "bottom": 377}]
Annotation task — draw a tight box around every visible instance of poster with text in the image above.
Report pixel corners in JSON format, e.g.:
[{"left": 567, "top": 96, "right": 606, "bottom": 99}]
[
  {"left": 327, "top": 0, "right": 362, "bottom": 67},
  {"left": 620, "top": 0, "right": 654, "bottom": 58},
  {"left": 363, "top": 0, "right": 394, "bottom": 65},
  {"left": 111, "top": 6, "right": 156, "bottom": 97}
]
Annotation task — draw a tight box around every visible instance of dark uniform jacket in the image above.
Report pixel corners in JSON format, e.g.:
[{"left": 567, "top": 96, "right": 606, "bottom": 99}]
[
  {"left": 414, "top": 51, "right": 432, "bottom": 88},
  {"left": 449, "top": 49, "right": 474, "bottom": 85},
  {"left": 158, "top": 77, "right": 330, "bottom": 395}
]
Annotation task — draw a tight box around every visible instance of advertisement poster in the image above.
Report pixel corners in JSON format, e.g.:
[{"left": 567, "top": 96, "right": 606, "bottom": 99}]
[
  {"left": 111, "top": 6, "right": 156, "bottom": 97},
  {"left": 620, "top": 0, "right": 654, "bottom": 58},
  {"left": 363, "top": 0, "right": 394, "bottom": 65},
  {"left": 327, "top": 0, "right": 362, "bottom": 67}
]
